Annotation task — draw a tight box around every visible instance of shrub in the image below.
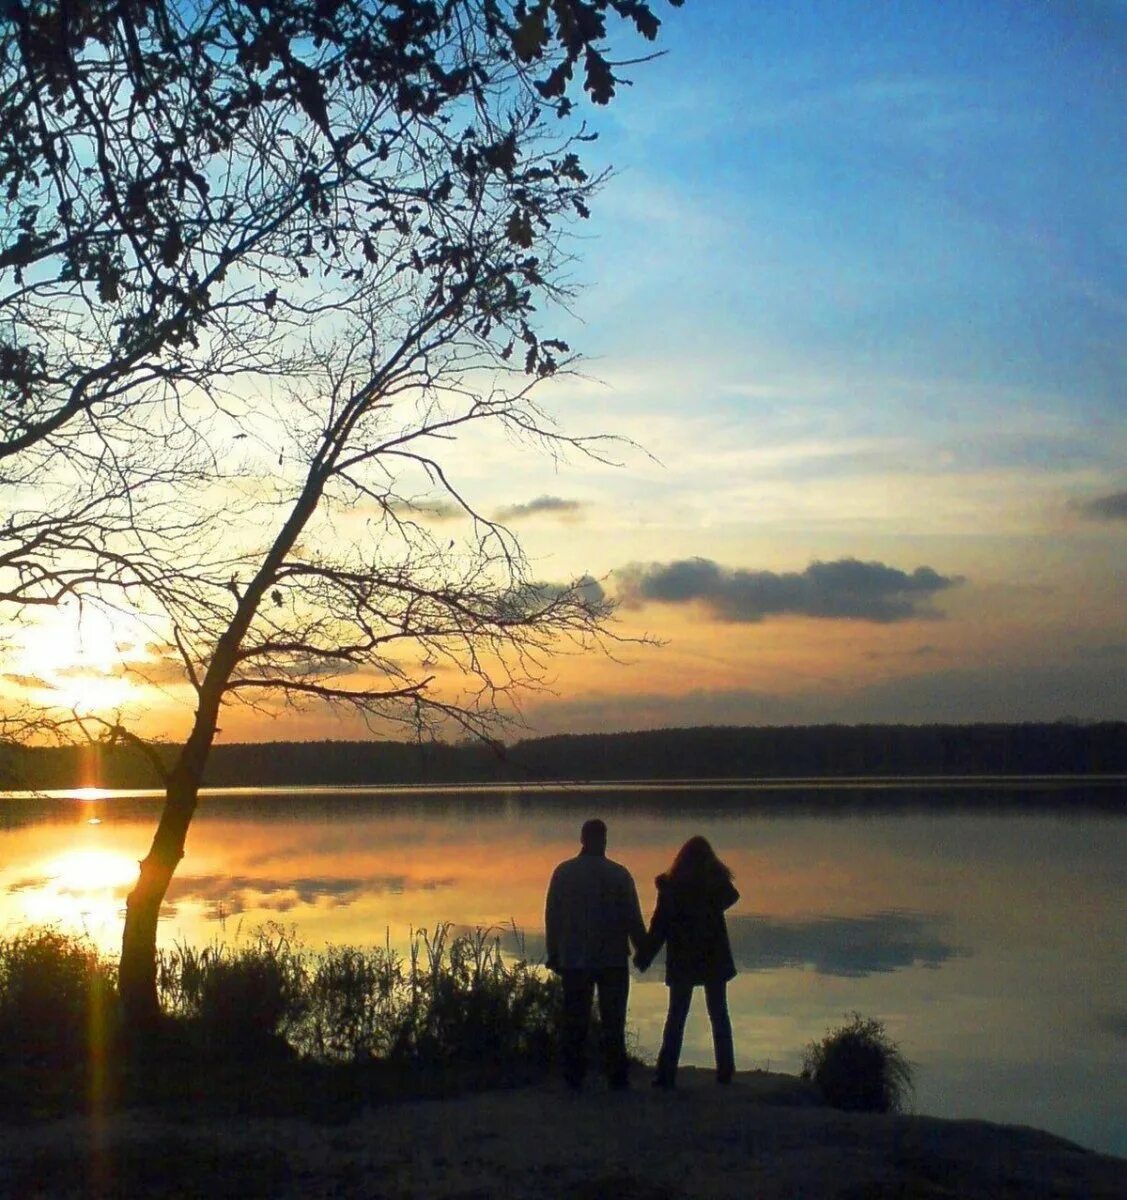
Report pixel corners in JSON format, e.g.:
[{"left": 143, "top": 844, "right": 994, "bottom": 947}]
[
  {"left": 801, "top": 1012, "right": 913, "bottom": 1113},
  {"left": 153, "top": 921, "right": 561, "bottom": 1072},
  {"left": 296, "top": 942, "right": 405, "bottom": 1062},
  {"left": 157, "top": 924, "right": 306, "bottom": 1053},
  {"left": 0, "top": 928, "right": 117, "bottom": 1064},
  {"left": 390, "top": 923, "right": 560, "bottom": 1069}
]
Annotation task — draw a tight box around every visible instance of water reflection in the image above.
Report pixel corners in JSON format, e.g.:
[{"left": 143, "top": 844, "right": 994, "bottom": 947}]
[
  {"left": 1095, "top": 1011, "right": 1127, "bottom": 1039},
  {"left": 0, "top": 784, "right": 1123, "bottom": 1155},
  {"left": 495, "top": 910, "right": 964, "bottom": 979},
  {"left": 163, "top": 870, "right": 456, "bottom": 918},
  {"left": 727, "top": 910, "right": 964, "bottom": 976}
]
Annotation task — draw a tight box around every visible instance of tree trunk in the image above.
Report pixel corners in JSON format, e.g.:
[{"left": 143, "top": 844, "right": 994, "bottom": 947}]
[
  {"left": 118, "top": 765, "right": 204, "bottom": 1029},
  {"left": 117, "top": 470, "right": 327, "bottom": 1030}
]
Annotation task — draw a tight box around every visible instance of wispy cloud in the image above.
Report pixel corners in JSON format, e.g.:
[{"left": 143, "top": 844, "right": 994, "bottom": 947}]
[
  {"left": 1, "top": 673, "right": 50, "bottom": 689},
  {"left": 863, "top": 644, "right": 944, "bottom": 662},
  {"left": 616, "top": 557, "right": 963, "bottom": 623},
  {"left": 1072, "top": 490, "right": 1127, "bottom": 521},
  {"left": 494, "top": 495, "right": 586, "bottom": 522},
  {"left": 386, "top": 497, "right": 464, "bottom": 522},
  {"left": 50, "top": 657, "right": 187, "bottom": 686}
]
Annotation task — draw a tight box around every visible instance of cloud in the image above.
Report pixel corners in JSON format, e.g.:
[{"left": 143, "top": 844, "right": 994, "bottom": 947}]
[
  {"left": 1074, "top": 643, "right": 1127, "bottom": 660},
  {"left": 1, "top": 673, "right": 50, "bottom": 689},
  {"left": 386, "top": 497, "right": 464, "bottom": 522},
  {"left": 523, "top": 650, "right": 1127, "bottom": 733},
  {"left": 50, "top": 657, "right": 187, "bottom": 686},
  {"left": 863, "top": 644, "right": 944, "bottom": 661},
  {"left": 500, "top": 574, "right": 606, "bottom": 619},
  {"left": 726, "top": 910, "right": 965, "bottom": 977},
  {"left": 494, "top": 495, "right": 585, "bottom": 522},
  {"left": 240, "top": 658, "right": 360, "bottom": 682},
  {"left": 117, "top": 657, "right": 189, "bottom": 685},
  {"left": 840, "top": 660, "right": 1127, "bottom": 725},
  {"left": 1073, "top": 490, "right": 1127, "bottom": 521},
  {"left": 616, "top": 557, "right": 963, "bottom": 623}
]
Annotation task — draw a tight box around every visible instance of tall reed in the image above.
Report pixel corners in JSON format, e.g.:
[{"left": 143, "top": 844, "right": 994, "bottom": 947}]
[{"left": 2, "top": 922, "right": 561, "bottom": 1075}]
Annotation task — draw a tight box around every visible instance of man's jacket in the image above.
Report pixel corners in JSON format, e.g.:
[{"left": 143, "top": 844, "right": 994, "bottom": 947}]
[{"left": 545, "top": 851, "right": 647, "bottom": 970}]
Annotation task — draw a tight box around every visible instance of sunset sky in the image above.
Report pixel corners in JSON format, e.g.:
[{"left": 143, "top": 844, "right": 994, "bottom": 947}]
[
  {"left": 5, "top": 0, "right": 1125, "bottom": 742},
  {"left": 435, "top": 0, "right": 1127, "bottom": 736}
]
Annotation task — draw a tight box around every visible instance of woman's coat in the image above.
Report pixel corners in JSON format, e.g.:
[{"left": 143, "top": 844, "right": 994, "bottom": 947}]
[{"left": 638, "top": 871, "right": 739, "bottom": 986}]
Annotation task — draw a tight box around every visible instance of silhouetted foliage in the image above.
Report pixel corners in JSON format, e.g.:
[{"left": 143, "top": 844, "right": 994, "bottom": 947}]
[
  {"left": 0, "top": 928, "right": 117, "bottom": 1066},
  {"left": 802, "top": 1012, "right": 913, "bottom": 1114},
  {"left": 4, "top": 722, "right": 1123, "bottom": 791},
  {"left": 157, "top": 926, "right": 307, "bottom": 1055},
  {"left": 500, "top": 722, "right": 1127, "bottom": 781},
  {"left": 1, "top": 0, "right": 679, "bottom": 1027},
  {"left": 0, "top": 923, "right": 562, "bottom": 1116},
  {"left": 154, "top": 922, "right": 560, "bottom": 1067}
]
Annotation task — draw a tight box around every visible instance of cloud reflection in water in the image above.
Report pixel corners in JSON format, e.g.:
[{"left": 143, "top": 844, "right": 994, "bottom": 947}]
[
  {"left": 499, "top": 909, "right": 964, "bottom": 979},
  {"left": 161, "top": 871, "right": 455, "bottom": 918},
  {"left": 727, "top": 910, "right": 966, "bottom": 977}
]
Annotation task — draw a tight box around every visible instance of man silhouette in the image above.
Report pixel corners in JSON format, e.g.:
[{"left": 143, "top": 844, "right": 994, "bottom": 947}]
[{"left": 544, "top": 818, "right": 647, "bottom": 1090}]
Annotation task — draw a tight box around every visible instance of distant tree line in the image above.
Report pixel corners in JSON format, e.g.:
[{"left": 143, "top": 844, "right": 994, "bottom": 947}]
[{"left": 3, "top": 723, "right": 1125, "bottom": 791}]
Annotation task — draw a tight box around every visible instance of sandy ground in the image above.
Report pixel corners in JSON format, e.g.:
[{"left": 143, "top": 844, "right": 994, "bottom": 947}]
[{"left": 1, "top": 1069, "right": 1123, "bottom": 1199}]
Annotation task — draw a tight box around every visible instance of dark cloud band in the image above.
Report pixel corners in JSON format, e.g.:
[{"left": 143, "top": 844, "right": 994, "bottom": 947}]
[
  {"left": 495, "top": 495, "right": 584, "bottom": 521},
  {"left": 1074, "top": 490, "right": 1127, "bottom": 521},
  {"left": 615, "top": 556, "right": 962, "bottom": 623}
]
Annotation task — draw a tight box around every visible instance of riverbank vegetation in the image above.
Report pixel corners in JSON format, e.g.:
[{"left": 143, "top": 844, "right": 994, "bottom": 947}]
[
  {"left": 1, "top": 923, "right": 921, "bottom": 1122},
  {"left": 5, "top": 925, "right": 1123, "bottom": 1200},
  {"left": 0, "top": 923, "right": 560, "bottom": 1119}
]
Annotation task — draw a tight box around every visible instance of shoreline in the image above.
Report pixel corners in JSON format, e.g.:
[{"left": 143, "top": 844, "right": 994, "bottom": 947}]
[{"left": 2, "top": 1069, "right": 1123, "bottom": 1199}]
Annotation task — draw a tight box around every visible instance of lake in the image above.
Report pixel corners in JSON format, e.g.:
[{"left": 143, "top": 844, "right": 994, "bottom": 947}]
[{"left": 1, "top": 781, "right": 1123, "bottom": 1156}]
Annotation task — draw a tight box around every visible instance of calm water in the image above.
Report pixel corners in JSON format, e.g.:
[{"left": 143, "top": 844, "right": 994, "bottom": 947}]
[{"left": 1, "top": 782, "right": 1123, "bottom": 1156}]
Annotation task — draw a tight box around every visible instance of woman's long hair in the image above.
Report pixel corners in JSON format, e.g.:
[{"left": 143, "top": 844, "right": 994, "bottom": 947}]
[{"left": 666, "top": 835, "right": 733, "bottom": 886}]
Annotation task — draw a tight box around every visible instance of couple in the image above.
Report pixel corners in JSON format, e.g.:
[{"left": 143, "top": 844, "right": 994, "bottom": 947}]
[{"left": 544, "top": 818, "right": 738, "bottom": 1090}]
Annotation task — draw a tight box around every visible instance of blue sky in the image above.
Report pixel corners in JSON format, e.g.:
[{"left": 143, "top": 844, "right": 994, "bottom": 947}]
[
  {"left": 473, "top": 0, "right": 1126, "bottom": 733},
  {"left": 586, "top": 0, "right": 1124, "bottom": 402}
]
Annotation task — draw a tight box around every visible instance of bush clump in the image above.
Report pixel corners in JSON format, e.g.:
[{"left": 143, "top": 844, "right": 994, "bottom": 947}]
[
  {"left": 298, "top": 941, "right": 404, "bottom": 1062},
  {"left": 155, "top": 921, "right": 561, "bottom": 1071},
  {"left": 394, "top": 924, "right": 558, "bottom": 1068},
  {"left": 0, "top": 928, "right": 117, "bottom": 1065},
  {"left": 801, "top": 1012, "right": 913, "bottom": 1113},
  {"left": 157, "top": 924, "right": 306, "bottom": 1053}
]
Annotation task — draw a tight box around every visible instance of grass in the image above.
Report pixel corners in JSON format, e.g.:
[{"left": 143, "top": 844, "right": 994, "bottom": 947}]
[
  {"left": 0, "top": 921, "right": 564, "bottom": 1119},
  {"left": 0, "top": 927, "right": 118, "bottom": 1065},
  {"left": 801, "top": 1011, "right": 914, "bottom": 1114}
]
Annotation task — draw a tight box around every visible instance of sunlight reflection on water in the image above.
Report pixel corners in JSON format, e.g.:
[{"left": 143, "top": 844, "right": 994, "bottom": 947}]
[{"left": 0, "top": 782, "right": 1123, "bottom": 1155}]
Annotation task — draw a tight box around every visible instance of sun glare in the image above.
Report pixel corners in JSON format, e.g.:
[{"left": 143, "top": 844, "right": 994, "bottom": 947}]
[
  {"left": 45, "top": 848, "right": 138, "bottom": 892},
  {"left": 73, "top": 787, "right": 110, "bottom": 802},
  {"left": 9, "top": 604, "right": 149, "bottom": 715},
  {"left": 50, "top": 673, "right": 134, "bottom": 715},
  {"left": 10, "top": 847, "right": 139, "bottom": 953}
]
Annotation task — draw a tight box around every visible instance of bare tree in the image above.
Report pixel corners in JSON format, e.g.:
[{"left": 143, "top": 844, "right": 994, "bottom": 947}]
[{"left": 1, "top": 0, "right": 679, "bottom": 1027}]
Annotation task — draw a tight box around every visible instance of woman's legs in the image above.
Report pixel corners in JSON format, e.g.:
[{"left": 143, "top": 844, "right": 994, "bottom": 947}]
[
  {"left": 704, "top": 978, "right": 735, "bottom": 1082},
  {"left": 655, "top": 982, "right": 694, "bottom": 1086}
]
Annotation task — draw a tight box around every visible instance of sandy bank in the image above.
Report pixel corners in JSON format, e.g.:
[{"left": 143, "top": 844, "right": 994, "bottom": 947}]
[{"left": 1, "top": 1068, "right": 1123, "bottom": 1199}]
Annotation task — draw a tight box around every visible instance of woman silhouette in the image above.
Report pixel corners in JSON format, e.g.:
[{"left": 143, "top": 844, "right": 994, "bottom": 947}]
[{"left": 635, "top": 835, "right": 739, "bottom": 1087}]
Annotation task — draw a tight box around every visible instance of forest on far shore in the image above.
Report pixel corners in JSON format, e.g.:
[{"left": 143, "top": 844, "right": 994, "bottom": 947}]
[{"left": 2, "top": 722, "right": 1125, "bottom": 792}]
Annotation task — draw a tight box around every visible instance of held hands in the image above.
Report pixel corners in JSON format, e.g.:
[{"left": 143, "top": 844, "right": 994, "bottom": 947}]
[{"left": 633, "top": 931, "right": 655, "bottom": 973}]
